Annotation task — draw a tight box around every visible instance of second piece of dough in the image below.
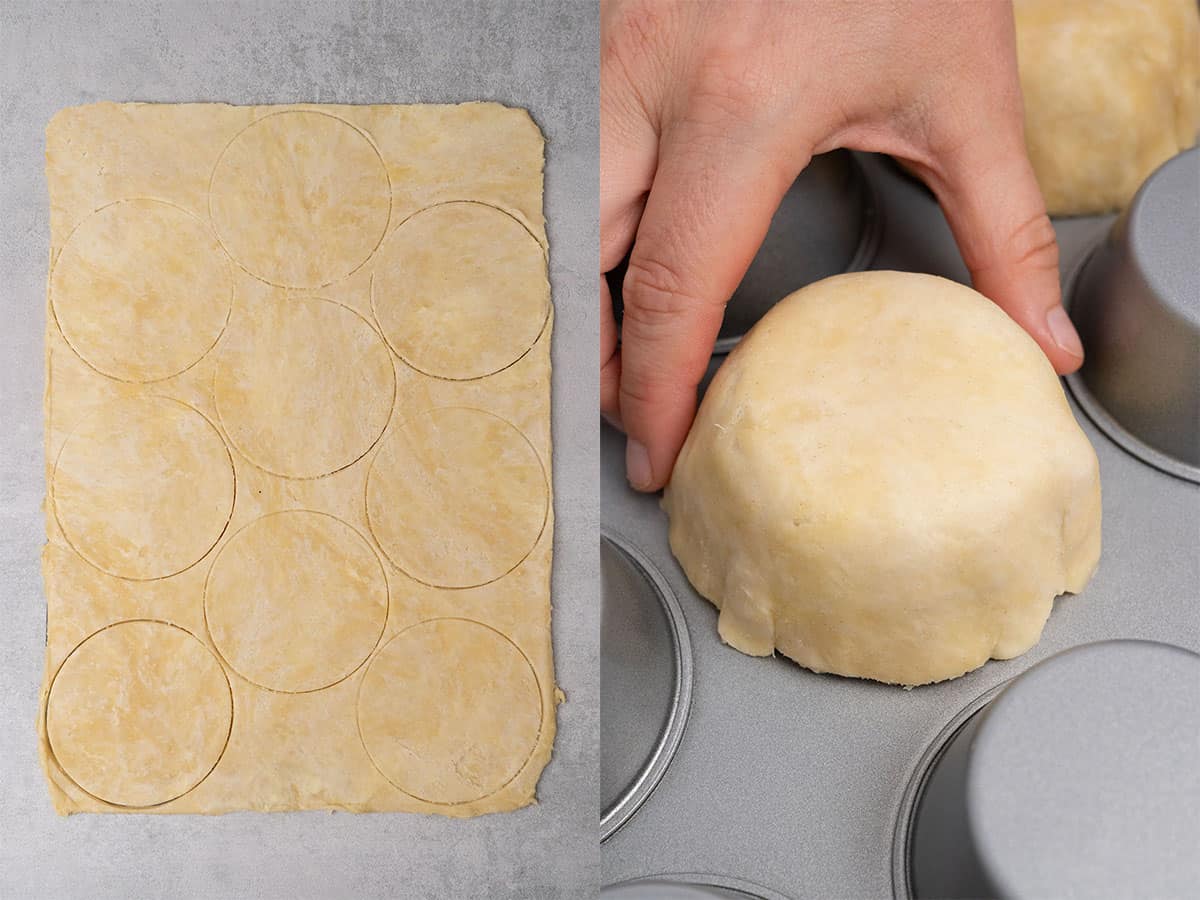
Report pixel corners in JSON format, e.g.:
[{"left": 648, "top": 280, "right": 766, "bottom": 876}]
[
  {"left": 663, "top": 271, "right": 1101, "bottom": 686},
  {"left": 1014, "top": 0, "right": 1200, "bottom": 215}
]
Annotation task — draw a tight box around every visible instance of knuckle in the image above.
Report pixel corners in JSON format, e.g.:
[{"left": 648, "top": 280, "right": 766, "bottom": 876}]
[
  {"left": 617, "top": 254, "right": 721, "bottom": 415},
  {"left": 618, "top": 371, "right": 658, "bottom": 410},
  {"left": 1005, "top": 211, "right": 1060, "bottom": 271},
  {"left": 619, "top": 361, "right": 688, "bottom": 415},
  {"left": 621, "top": 255, "right": 709, "bottom": 327}
]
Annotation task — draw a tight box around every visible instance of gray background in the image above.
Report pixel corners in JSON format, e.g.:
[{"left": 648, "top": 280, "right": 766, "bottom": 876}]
[{"left": 0, "top": 2, "right": 599, "bottom": 898}]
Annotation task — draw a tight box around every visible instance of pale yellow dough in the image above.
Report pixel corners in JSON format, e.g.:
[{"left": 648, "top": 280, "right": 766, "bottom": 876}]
[
  {"left": 357, "top": 618, "right": 543, "bottom": 805},
  {"left": 372, "top": 201, "right": 550, "bottom": 380},
  {"left": 366, "top": 406, "right": 549, "bottom": 589},
  {"left": 1015, "top": 0, "right": 1200, "bottom": 215},
  {"left": 41, "top": 102, "right": 556, "bottom": 816},
  {"left": 203, "top": 510, "right": 388, "bottom": 694},
  {"left": 46, "top": 620, "right": 233, "bottom": 808},
  {"left": 213, "top": 293, "right": 395, "bottom": 479},
  {"left": 663, "top": 272, "right": 1101, "bottom": 686}
]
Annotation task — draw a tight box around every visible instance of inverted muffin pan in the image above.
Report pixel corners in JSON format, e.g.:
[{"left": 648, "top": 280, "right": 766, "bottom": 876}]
[
  {"left": 601, "top": 151, "right": 1200, "bottom": 897},
  {"left": 1064, "top": 147, "right": 1200, "bottom": 483},
  {"left": 897, "top": 640, "right": 1200, "bottom": 899},
  {"left": 601, "top": 529, "right": 693, "bottom": 842},
  {"left": 602, "top": 873, "right": 791, "bottom": 899}
]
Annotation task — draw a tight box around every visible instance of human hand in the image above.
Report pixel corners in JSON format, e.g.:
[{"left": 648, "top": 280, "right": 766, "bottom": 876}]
[{"left": 601, "top": 0, "right": 1083, "bottom": 492}]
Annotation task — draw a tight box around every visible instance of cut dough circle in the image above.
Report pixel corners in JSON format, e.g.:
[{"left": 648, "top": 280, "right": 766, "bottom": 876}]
[
  {"left": 214, "top": 294, "right": 395, "bottom": 479},
  {"left": 357, "top": 618, "right": 542, "bottom": 804},
  {"left": 50, "top": 199, "right": 233, "bottom": 383},
  {"left": 209, "top": 110, "right": 391, "bottom": 288},
  {"left": 52, "top": 397, "right": 236, "bottom": 581},
  {"left": 204, "top": 510, "right": 388, "bottom": 693},
  {"left": 1015, "top": 0, "right": 1200, "bottom": 215},
  {"left": 366, "top": 407, "right": 547, "bottom": 588},
  {"left": 46, "top": 620, "right": 233, "bottom": 808},
  {"left": 372, "top": 201, "right": 549, "bottom": 380},
  {"left": 663, "top": 271, "right": 1102, "bottom": 686}
]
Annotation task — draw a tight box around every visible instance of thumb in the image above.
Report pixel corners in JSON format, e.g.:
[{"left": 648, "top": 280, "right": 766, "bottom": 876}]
[
  {"left": 619, "top": 126, "right": 802, "bottom": 491},
  {"left": 925, "top": 129, "right": 1083, "bottom": 375}
]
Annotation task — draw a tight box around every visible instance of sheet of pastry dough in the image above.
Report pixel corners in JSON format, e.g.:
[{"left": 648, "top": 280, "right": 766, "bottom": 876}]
[{"left": 39, "top": 102, "right": 557, "bottom": 816}]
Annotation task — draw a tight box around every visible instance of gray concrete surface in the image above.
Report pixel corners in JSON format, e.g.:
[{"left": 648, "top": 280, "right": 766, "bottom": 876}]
[{"left": 0, "top": 2, "right": 599, "bottom": 898}]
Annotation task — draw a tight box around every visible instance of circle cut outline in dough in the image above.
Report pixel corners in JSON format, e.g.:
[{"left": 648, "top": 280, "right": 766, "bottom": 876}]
[
  {"left": 212, "top": 294, "right": 397, "bottom": 481},
  {"left": 51, "top": 396, "right": 238, "bottom": 582},
  {"left": 369, "top": 200, "right": 551, "bottom": 382},
  {"left": 202, "top": 509, "right": 390, "bottom": 694},
  {"left": 49, "top": 197, "right": 235, "bottom": 384},
  {"left": 363, "top": 406, "right": 549, "bottom": 589},
  {"left": 44, "top": 618, "right": 234, "bottom": 809},
  {"left": 208, "top": 110, "right": 392, "bottom": 290},
  {"left": 354, "top": 616, "right": 545, "bottom": 805}
]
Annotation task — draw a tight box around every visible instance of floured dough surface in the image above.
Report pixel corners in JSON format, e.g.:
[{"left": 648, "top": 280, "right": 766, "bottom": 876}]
[
  {"left": 204, "top": 510, "right": 388, "bottom": 693},
  {"left": 366, "top": 407, "right": 549, "bottom": 588},
  {"left": 209, "top": 110, "right": 392, "bottom": 288},
  {"left": 52, "top": 396, "right": 235, "bottom": 581},
  {"left": 46, "top": 620, "right": 233, "bottom": 808},
  {"left": 213, "top": 293, "right": 395, "bottom": 479},
  {"left": 372, "top": 201, "right": 550, "bottom": 380},
  {"left": 51, "top": 198, "right": 234, "bottom": 383},
  {"left": 357, "top": 618, "right": 543, "bottom": 804},
  {"left": 40, "top": 101, "right": 556, "bottom": 816},
  {"left": 663, "top": 271, "right": 1101, "bottom": 686},
  {"left": 1015, "top": 0, "right": 1200, "bottom": 215}
]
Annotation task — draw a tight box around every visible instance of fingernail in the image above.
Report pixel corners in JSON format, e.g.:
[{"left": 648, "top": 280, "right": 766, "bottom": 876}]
[
  {"left": 625, "top": 438, "right": 653, "bottom": 491},
  {"left": 1046, "top": 305, "right": 1083, "bottom": 359}
]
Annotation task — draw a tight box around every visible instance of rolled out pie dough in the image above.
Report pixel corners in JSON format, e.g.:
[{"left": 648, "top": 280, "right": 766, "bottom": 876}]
[
  {"left": 1014, "top": 0, "right": 1200, "bottom": 216},
  {"left": 663, "top": 271, "right": 1102, "bottom": 686},
  {"left": 40, "top": 102, "right": 556, "bottom": 816}
]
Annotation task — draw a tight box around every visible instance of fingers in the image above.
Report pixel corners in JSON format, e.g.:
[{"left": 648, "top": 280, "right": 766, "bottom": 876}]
[
  {"left": 600, "top": 180, "right": 648, "bottom": 428},
  {"left": 619, "top": 125, "right": 803, "bottom": 491},
  {"left": 600, "top": 20, "right": 657, "bottom": 429},
  {"left": 924, "top": 120, "right": 1083, "bottom": 376}
]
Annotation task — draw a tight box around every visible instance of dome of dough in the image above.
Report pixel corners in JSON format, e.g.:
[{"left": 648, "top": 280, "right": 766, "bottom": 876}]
[
  {"left": 663, "top": 272, "right": 1101, "bottom": 686},
  {"left": 1014, "top": 0, "right": 1200, "bottom": 215}
]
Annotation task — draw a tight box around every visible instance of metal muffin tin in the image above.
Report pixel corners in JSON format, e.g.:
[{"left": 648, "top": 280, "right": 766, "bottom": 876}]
[
  {"left": 602, "top": 151, "right": 1200, "bottom": 897},
  {"left": 602, "top": 873, "right": 791, "bottom": 900},
  {"left": 601, "top": 530, "right": 694, "bottom": 842},
  {"left": 1064, "top": 147, "right": 1200, "bottom": 483},
  {"left": 898, "top": 640, "right": 1200, "bottom": 898}
]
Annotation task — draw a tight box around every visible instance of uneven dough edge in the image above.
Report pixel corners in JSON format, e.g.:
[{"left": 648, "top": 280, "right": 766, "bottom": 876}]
[{"left": 666, "top": 439, "right": 1101, "bottom": 687}]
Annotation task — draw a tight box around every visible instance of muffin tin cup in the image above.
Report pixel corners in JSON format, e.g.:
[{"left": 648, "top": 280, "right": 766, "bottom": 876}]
[
  {"left": 891, "top": 682, "right": 1006, "bottom": 899},
  {"left": 601, "top": 529, "right": 694, "bottom": 843},
  {"left": 602, "top": 874, "right": 792, "bottom": 900},
  {"left": 1064, "top": 147, "right": 1200, "bottom": 482},
  {"left": 896, "top": 641, "right": 1200, "bottom": 899}
]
